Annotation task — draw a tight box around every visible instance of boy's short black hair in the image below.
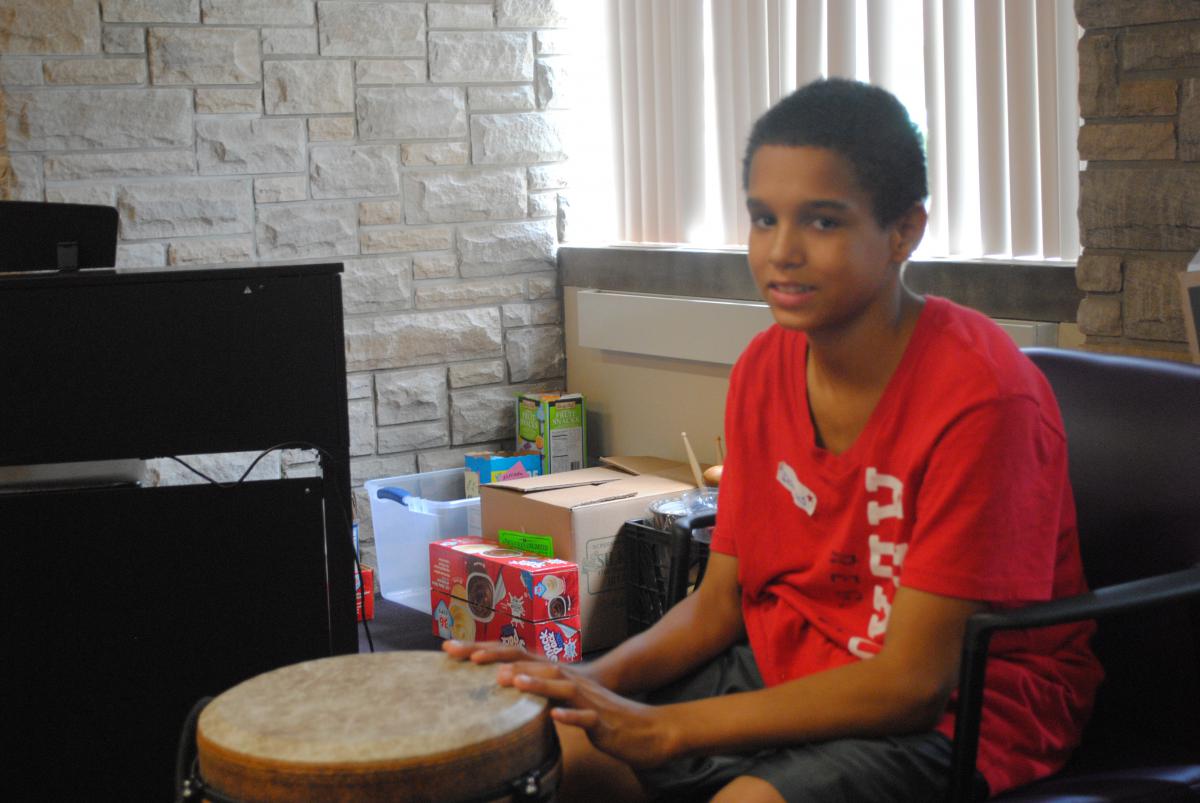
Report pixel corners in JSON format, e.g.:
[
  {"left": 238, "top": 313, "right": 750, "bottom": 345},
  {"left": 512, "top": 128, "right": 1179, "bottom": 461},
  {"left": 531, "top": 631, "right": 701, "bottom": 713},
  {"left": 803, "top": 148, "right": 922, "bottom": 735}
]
[{"left": 743, "top": 78, "right": 927, "bottom": 227}]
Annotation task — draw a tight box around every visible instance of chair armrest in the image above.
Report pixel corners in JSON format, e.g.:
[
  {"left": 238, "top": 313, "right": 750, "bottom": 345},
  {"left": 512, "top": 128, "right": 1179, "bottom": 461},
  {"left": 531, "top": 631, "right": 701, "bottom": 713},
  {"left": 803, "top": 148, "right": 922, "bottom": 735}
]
[{"left": 946, "top": 564, "right": 1200, "bottom": 803}]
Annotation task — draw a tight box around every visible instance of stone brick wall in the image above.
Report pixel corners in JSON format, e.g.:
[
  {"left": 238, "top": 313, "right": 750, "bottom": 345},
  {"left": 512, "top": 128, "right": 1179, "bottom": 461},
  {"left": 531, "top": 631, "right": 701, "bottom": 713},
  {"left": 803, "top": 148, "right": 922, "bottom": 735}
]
[
  {"left": 0, "top": 0, "right": 570, "bottom": 553},
  {"left": 1075, "top": 0, "right": 1200, "bottom": 359}
]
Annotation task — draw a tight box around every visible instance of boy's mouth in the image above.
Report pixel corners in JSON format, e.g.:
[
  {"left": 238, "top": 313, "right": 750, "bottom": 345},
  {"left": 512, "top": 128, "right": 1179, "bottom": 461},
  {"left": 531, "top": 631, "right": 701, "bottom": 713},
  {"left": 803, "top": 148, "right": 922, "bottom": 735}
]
[{"left": 767, "top": 282, "right": 817, "bottom": 307}]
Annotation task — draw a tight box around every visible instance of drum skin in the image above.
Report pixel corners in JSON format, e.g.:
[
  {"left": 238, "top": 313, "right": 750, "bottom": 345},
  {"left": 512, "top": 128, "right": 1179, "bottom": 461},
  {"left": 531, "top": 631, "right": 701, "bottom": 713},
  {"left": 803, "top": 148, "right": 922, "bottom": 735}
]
[{"left": 196, "top": 652, "right": 556, "bottom": 802}]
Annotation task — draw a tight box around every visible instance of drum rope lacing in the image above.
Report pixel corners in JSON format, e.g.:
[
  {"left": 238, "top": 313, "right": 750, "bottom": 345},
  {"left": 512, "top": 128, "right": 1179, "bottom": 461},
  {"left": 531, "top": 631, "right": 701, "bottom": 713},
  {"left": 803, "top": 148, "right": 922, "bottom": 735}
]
[{"left": 174, "top": 695, "right": 561, "bottom": 803}]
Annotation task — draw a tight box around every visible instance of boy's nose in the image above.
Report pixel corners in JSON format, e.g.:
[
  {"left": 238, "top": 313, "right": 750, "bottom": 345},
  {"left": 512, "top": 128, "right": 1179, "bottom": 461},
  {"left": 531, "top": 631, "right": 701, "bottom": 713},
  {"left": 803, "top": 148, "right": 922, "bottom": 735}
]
[{"left": 768, "top": 227, "right": 805, "bottom": 268}]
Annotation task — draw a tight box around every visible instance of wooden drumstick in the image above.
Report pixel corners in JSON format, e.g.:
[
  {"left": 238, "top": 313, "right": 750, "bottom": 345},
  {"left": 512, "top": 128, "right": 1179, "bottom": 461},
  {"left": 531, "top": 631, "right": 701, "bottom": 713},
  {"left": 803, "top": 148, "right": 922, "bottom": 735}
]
[{"left": 681, "top": 432, "right": 706, "bottom": 490}]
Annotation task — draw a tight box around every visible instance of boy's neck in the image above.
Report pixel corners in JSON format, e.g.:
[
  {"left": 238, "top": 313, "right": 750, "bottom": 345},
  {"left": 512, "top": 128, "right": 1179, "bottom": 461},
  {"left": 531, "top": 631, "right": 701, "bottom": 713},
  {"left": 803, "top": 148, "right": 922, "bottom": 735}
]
[{"left": 806, "top": 283, "right": 924, "bottom": 390}]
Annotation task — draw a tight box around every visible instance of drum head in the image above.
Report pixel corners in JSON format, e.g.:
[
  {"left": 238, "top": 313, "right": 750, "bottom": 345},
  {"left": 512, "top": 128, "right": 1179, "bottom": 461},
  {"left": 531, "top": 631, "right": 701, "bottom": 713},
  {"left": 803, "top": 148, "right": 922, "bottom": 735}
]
[{"left": 196, "top": 652, "right": 554, "bottom": 802}]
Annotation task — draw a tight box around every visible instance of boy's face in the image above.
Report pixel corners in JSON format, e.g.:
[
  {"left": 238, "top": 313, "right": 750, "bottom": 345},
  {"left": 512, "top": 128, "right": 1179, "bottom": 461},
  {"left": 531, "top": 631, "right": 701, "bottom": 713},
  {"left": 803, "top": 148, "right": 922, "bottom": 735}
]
[{"left": 745, "top": 145, "right": 922, "bottom": 334}]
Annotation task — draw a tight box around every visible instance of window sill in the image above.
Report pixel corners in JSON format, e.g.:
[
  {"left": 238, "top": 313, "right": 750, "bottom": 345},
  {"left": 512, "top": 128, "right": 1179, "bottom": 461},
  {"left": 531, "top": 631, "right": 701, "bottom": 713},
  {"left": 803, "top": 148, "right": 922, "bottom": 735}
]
[{"left": 559, "top": 245, "right": 1082, "bottom": 323}]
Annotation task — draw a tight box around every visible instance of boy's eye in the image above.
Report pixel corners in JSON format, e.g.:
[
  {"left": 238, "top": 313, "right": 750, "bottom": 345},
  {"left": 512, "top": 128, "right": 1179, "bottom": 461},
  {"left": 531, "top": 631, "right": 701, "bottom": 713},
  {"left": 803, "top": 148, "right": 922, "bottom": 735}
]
[
  {"left": 750, "top": 213, "right": 776, "bottom": 228},
  {"left": 811, "top": 217, "right": 839, "bottom": 231}
]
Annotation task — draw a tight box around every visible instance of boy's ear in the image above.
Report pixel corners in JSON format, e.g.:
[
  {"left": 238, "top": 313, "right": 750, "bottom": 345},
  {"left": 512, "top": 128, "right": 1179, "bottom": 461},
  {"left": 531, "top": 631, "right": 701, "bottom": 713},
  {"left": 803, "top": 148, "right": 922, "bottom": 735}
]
[{"left": 889, "top": 203, "right": 927, "bottom": 265}]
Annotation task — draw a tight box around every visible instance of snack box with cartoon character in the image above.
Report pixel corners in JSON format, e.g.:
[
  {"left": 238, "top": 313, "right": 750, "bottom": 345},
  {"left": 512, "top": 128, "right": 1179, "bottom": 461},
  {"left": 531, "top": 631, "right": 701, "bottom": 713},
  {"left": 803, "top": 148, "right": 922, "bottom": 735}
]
[
  {"left": 431, "top": 589, "right": 582, "bottom": 663},
  {"left": 429, "top": 537, "right": 578, "bottom": 623}
]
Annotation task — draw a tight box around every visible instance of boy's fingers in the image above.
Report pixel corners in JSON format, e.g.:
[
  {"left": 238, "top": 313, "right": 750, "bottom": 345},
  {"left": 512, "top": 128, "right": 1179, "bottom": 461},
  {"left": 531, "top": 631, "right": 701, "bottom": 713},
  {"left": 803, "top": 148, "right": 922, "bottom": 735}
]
[
  {"left": 511, "top": 673, "right": 580, "bottom": 702},
  {"left": 551, "top": 707, "right": 599, "bottom": 730}
]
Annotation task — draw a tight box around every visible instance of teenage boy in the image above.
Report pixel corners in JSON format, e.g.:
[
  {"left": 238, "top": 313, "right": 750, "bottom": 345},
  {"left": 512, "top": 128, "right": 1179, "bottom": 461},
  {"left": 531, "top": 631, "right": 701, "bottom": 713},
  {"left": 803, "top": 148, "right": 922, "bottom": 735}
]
[{"left": 444, "top": 78, "right": 1101, "bottom": 802}]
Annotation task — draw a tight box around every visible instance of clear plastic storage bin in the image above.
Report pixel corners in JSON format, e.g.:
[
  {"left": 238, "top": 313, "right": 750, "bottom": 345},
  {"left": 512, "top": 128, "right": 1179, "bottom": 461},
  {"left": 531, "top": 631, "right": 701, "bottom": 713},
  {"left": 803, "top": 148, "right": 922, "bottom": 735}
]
[{"left": 365, "top": 467, "right": 481, "bottom": 613}]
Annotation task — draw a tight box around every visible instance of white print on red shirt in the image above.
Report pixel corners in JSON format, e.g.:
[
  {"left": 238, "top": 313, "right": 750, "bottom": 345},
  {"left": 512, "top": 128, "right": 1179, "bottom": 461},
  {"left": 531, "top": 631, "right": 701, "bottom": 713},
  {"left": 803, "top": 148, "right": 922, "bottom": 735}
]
[
  {"left": 848, "top": 469, "right": 906, "bottom": 659},
  {"left": 776, "top": 461, "right": 817, "bottom": 516}
]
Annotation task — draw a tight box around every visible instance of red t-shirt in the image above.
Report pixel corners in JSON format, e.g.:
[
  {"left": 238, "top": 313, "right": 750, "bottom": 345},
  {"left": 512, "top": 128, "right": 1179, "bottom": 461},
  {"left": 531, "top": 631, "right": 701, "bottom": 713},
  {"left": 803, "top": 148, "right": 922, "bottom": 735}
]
[{"left": 710, "top": 296, "right": 1103, "bottom": 795}]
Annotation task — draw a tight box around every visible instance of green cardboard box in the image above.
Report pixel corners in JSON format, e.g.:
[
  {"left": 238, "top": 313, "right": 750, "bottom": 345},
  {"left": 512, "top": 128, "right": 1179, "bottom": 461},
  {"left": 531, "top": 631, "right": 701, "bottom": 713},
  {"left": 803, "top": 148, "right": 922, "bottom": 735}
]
[{"left": 516, "top": 392, "right": 586, "bottom": 475}]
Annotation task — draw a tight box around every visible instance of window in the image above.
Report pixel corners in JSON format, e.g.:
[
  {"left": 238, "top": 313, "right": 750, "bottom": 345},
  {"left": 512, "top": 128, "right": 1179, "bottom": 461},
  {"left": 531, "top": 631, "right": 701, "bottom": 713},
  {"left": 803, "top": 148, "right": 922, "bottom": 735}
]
[{"left": 565, "top": 0, "right": 1081, "bottom": 261}]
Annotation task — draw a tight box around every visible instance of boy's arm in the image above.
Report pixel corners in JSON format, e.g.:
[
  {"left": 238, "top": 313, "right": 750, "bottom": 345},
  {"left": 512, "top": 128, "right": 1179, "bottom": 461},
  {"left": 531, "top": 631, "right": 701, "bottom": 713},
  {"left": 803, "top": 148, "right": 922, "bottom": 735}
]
[{"left": 512, "top": 584, "right": 983, "bottom": 767}]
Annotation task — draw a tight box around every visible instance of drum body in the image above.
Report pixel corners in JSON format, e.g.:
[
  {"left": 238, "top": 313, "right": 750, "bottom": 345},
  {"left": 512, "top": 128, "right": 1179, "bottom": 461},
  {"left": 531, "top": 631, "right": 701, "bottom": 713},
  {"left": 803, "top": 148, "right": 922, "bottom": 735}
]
[{"left": 192, "top": 652, "right": 558, "bottom": 802}]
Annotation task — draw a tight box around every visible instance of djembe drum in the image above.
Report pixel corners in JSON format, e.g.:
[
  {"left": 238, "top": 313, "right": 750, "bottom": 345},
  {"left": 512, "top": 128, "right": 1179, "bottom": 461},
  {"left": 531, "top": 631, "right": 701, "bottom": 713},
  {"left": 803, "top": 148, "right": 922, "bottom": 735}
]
[{"left": 176, "top": 651, "right": 559, "bottom": 802}]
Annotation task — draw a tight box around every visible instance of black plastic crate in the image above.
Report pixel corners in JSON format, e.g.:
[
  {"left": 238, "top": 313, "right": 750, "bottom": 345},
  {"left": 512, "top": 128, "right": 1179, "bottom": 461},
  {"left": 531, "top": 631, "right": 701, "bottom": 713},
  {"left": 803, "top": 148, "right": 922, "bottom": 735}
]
[{"left": 622, "top": 518, "right": 711, "bottom": 635}]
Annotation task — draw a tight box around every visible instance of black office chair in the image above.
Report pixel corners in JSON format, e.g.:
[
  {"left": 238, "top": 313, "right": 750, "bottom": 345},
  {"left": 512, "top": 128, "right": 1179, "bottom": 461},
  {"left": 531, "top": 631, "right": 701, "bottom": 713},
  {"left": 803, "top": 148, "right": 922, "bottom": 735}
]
[
  {"left": 949, "top": 348, "right": 1200, "bottom": 801},
  {"left": 0, "top": 200, "right": 118, "bottom": 270}
]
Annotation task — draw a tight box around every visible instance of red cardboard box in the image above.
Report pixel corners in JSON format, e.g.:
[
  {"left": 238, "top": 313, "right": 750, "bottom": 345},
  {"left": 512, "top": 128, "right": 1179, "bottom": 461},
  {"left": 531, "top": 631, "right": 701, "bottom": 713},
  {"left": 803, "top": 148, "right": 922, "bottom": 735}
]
[
  {"left": 356, "top": 566, "right": 375, "bottom": 622},
  {"left": 430, "top": 537, "right": 578, "bottom": 622},
  {"left": 430, "top": 589, "right": 581, "bottom": 663}
]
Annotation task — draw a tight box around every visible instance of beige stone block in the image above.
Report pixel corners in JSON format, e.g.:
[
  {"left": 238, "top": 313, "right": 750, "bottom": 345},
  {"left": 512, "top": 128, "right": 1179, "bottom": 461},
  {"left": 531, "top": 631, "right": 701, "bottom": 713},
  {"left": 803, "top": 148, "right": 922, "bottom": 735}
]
[
  {"left": 429, "top": 3, "right": 495, "bottom": 29},
  {"left": 400, "top": 141, "right": 469, "bottom": 166},
  {"left": 116, "top": 178, "right": 253, "bottom": 239},
  {"left": 44, "top": 150, "right": 194, "bottom": 180},
  {"left": 1076, "top": 0, "right": 1200, "bottom": 28},
  {"left": 347, "top": 373, "right": 373, "bottom": 400},
  {"left": 0, "top": 156, "right": 9, "bottom": 201},
  {"left": 413, "top": 252, "right": 459, "bottom": 279},
  {"left": 197, "top": 117, "right": 307, "bottom": 175},
  {"left": 347, "top": 398, "right": 376, "bottom": 457},
  {"left": 1079, "top": 167, "right": 1200, "bottom": 251},
  {"left": 527, "top": 271, "right": 557, "bottom": 299},
  {"left": 256, "top": 201, "right": 357, "bottom": 260},
  {"left": 1116, "top": 80, "right": 1177, "bottom": 117},
  {"left": 7, "top": 153, "right": 43, "bottom": 200},
  {"left": 1078, "top": 122, "right": 1176, "bottom": 161},
  {"left": 310, "top": 144, "right": 401, "bottom": 199},
  {"left": 264, "top": 60, "right": 354, "bottom": 115},
  {"left": 528, "top": 164, "right": 566, "bottom": 190},
  {"left": 378, "top": 422, "right": 449, "bottom": 455},
  {"left": 195, "top": 88, "right": 261, "bottom": 114},
  {"left": 535, "top": 30, "right": 567, "bottom": 54},
  {"left": 376, "top": 366, "right": 447, "bottom": 425},
  {"left": 496, "top": 0, "right": 569, "bottom": 28},
  {"left": 506, "top": 325, "right": 563, "bottom": 382},
  {"left": 1182, "top": 79, "right": 1200, "bottom": 162},
  {"left": 429, "top": 32, "right": 533, "bottom": 82},
  {"left": 46, "top": 183, "right": 117, "bottom": 206},
  {"left": 415, "top": 276, "right": 526, "bottom": 309},
  {"left": 341, "top": 255, "right": 414, "bottom": 315},
  {"left": 149, "top": 27, "right": 260, "bottom": 85},
  {"left": 261, "top": 27, "right": 317, "bottom": 56},
  {"left": 253, "top": 175, "right": 307, "bottom": 203},
  {"left": 448, "top": 359, "right": 506, "bottom": 388},
  {"left": 404, "top": 167, "right": 527, "bottom": 224},
  {"left": 344, "top": 308, "right": 502, "bottom": 372},
  {"left": 115, "top": 242, "right": 166, "bottom": 267},
  {"left": 1, "top": 58, "right": 43, "bottom": 85},
  {"left": 0, "top": 90, "right": 6, "bottom": 150},
  {"left": 1077, "top": 295, "right": 1122, "bottom": 337},
  {"left": 5, "top": 88, "right": 192, "bottom": 150},
  {"left": 350, "top": 454, "right": 417, "bottom": 486},
  {"left": 1075, "top": 254, "right": 1122, "bottom": 293},
  {"left": 355, "top": 60, "right": 426, "bottom": 85},
  {"left": 101, "top": 0, "right": 198, "bottom": 23},
  {"left": 360, "top": 226, "right": 454, "bottom": 255},
  {"left": 102, "top": 26, "right": 145, "bottom": 54},
  {"left": 468, "top": 85, "right": 535, "bottom": 112},
  {"left": 1, "top": 0, "right": 102, "bottom": 54},
  {"left": 308, "top": 117, "right": 356, "bottom": 141},
  {"left": 359, "top": 200, "right": 404, "bottom": 226},
  {"left": 167, "top": 235, "right": 255, "bottom": 266},
  {"left": 42, "top": 57, "right": 145, "bottom": 85},
  {"left": 470, "top": 111, "right": 565, "bottom": 165},
  {"left": 357, "top": 86, "right": 467, "bottom": 140},
  {"left": 1078, "top": 33, "right": 1117, "bottom": 118},
  {"left": 1123, "top": 24, "right": 1200, "bottom": 72},
  {"left": 458, "top": 219, "right": 557, "bottom": 277},
  {"left": 200, "top": 0, "right": 313, "bottom": 25},
  {"left": 535, "top": 57, "right": 569, "bottom": 109},
  {"left": 450, "top": 385, "right": 528, "bottom": 444},
  {"left": 1124, "top": 258, "right": 1189, "bottom": 342},
  {"left": 317, "top": 1, "right": 425, "bottom": 57}
]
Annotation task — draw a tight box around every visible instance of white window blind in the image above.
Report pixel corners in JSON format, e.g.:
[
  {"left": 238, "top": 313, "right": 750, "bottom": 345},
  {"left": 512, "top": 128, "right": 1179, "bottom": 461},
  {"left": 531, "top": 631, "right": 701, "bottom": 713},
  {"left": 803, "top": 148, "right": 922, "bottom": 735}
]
[{"left": 566, "top": 0, "right": 1081, "bottom": 261}]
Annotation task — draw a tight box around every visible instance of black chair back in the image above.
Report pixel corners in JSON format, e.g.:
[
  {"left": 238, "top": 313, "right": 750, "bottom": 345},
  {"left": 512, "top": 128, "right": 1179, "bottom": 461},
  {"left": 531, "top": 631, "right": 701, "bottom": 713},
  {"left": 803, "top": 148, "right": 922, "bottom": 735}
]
[{"left": 1025, "top": 348, "right": 1200, "bottom": 766}]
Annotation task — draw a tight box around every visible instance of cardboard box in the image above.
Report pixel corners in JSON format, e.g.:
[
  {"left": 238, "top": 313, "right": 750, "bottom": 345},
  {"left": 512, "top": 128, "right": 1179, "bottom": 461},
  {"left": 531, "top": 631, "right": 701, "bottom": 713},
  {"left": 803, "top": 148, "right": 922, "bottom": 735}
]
[
  {"left": 464, "top": 451, "right": 543, "bottom": 498},
  {"left": 430, "top": 589, "right": 582, "bottom": 663},
  {"left": 516, "top": 393, "right": 586, "bottom": 475},
  {"left": 479, "top": 457, "right": 697, "bottom": 652},
  {"left": 355, "top": 566, "right": 375, "bottom": 622},
  {"left": 430, "top": 536, "right": 578, "bottom": 622}
]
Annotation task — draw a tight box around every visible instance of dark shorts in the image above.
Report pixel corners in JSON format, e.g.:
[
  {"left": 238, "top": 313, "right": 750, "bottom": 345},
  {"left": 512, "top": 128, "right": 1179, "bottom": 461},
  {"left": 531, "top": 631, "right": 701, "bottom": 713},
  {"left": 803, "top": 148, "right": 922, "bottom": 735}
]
[{"left": 636, "top": 644, "right": 985, "bottom": 803}]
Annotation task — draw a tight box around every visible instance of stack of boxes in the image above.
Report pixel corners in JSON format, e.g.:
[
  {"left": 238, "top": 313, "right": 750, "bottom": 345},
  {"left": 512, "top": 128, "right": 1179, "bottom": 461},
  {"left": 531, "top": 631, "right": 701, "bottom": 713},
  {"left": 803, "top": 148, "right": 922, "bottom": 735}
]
[{"left": 430, "top": 537, "right": 581, "bottom": 663}]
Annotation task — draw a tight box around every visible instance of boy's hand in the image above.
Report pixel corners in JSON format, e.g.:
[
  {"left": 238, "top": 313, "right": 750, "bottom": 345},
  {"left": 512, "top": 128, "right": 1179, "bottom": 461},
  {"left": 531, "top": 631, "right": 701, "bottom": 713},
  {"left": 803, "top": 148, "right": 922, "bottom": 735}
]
[
  {"left": 441, "top": 638, "right": 539, "bottom": 665},
  {"left": 498, "top": 660, "right": 681, "bottom": 769}
]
